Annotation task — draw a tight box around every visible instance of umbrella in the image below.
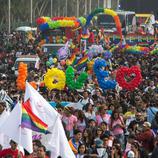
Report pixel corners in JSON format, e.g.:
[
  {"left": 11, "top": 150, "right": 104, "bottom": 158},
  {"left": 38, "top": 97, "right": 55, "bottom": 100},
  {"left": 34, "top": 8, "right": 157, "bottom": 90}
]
[{"left": 15, "top": 26, "right": 32, "bottom": 32}]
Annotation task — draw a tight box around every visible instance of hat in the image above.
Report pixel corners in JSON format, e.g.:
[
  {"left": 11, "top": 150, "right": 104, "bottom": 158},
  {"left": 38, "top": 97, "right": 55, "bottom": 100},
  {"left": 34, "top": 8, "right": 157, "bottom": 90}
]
[
  {"left": 95, "top": 139, "right": 103, "bottom": 148},
  {"left": 143, "top": 122, "right": 151, "bottom": 128},
  {"left": 64, "top": 107, "right": 72, "bottom": 113}
]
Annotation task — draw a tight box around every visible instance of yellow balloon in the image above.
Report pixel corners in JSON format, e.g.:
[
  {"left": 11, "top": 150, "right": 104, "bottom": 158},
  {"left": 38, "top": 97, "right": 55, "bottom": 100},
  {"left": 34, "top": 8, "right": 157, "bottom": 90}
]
[
  {"left": 104, "top": 9, "right": 117, "bottom": 17},
  {"left": 66, "top": 59, "right": 71, "bottom": 65},
  {"left": 53, "top": 58, "right": 57, "bottom": 63},
  {"left": 44, "top": 68, "right": 66, "bottom": 90}
]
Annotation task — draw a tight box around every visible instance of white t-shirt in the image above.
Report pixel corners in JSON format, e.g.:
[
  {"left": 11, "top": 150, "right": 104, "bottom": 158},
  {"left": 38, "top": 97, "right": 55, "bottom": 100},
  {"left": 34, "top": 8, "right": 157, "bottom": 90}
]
[
  {"left": 84, "top": 111, "right": 96, "bottom": 120},
  {"left": 79, "top": 98, "right": 94, "bottom": 107},
  {"left": 76, "top": 154, "right": 85, "bottom": 158}
]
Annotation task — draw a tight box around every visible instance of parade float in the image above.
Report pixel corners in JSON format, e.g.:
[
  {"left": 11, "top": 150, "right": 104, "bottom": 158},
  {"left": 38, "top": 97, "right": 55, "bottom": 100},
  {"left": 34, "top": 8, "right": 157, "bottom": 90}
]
[{"left": 36, "top": 16, "right": 86, "bottom": 45}]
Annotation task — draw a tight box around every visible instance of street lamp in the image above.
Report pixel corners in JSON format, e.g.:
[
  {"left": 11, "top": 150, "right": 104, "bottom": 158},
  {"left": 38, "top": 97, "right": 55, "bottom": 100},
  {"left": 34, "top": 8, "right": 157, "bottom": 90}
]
[
  {"left": 30, "top": 0, "right": 33, "bottom": 25},
  {"left": 65, "top": 0, "right": 68, "bottom": 16},
  {"left": 98, "top": 0, "right": 99, "bottom": 8},
  {"left": 77, "top": 0, "right": 79, "bottom": 17},
  {"left": 89, "top": 0, "right": 91, "bottom": 13},
  {"left": 117, "top": 0, "right": 120, "bottom": 10},
  {"left": 8, "top": 0, "right": 11, "bottom": 34},
  {"left": 85, "top": 0, "right": 87, "bottom": 15},
  {"left": 51, "top": 0, "right": 53, "bottom": 17}
]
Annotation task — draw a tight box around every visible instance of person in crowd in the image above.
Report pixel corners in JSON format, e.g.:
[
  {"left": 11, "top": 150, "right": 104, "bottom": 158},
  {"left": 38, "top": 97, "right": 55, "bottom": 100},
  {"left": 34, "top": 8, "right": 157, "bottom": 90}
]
[
  {"left": 124, "top": 134, "right": 136, "bottom": 155},
  {"left": 102, "top": 136, "right": 112, "bottom": 157},
  {"left": 128, "top": 112, "right": 144, "bottom": 135},
  {"left": 136, "top": 122, "right": 155, "bottom": 154},
  {"left": 92, "top": 88, "right": 105, "bottom": 104},
  {"left": 82, "top": 128, "right": 93, "bottom": 152},
  {"left": 76, "top": 110, "right": 87, "bottom": 132},
  {"left": 124, "top": 106, "right": 136, "bottom": 126},
  {"left": 84, "top": 103, "right": 96, "bottom": 121},
  {"left": 147, "top": 100, "right": 158, "bottom": 124},
  {"left": 110, "top": 110, "right": 125, "bottom": 149},
  {"left": 100, "top": 121, "right": 111, "bottom": 138},
  {"left": 76, "top": 144, "right": 87, "bottom": 158},
  {"left": 127, "top": 142, "right": 140, "bottom": 158},
  {"left": 151, "top": 136, "right": 158, "bottom": 158},
  {"left": 0, "top": 140, "right": 24, "bottom": 158},
  {"left": 144, "top": 81, "right": 156, "bottom": 92},
  {"left": 69, "top": 129, "right": 82, "bottom": 155},
  {"left": 88, "top": 30, "right": 95, "bottom": 44},
  {"left": 25, "top": 139, "right": 42, "bottom": 158},
  {"left": 0, "top": 101, "right": 6, "bottom": 115},
  {"left": 94, "top": 127, "right": 103, "bottom": 143},
  {"left": 36, "top": 145, "right": 48, "bottom": 158},
  {"left": 91, "top": 139, "right": 108, "bottom": 158},
  {"left": 87, "top": 119, "right": 97, "bottom": 135},
  {"left": 96, "top": 105, "right": 111, "bottom": 127},
  {"left": 79, "top": 91, "right": 94, "bottom": 109},
  {"left": 62, "top": 107, "right": 78, "bottom": 138},
  {"left": 151, "top": 111, "right": 158, "bottom": 134},
  {"left": 111, "top": 143, "right": 122, "bottom": 158}
]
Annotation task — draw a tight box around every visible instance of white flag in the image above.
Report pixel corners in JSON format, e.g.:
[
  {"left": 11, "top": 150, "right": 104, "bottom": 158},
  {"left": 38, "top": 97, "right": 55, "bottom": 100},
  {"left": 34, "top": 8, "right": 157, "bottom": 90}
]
[
  {"left": 0, "top": 89, "right": 13, "bottom": 109},
  {"left": 0, "top": 103, "right": 33, "bottom": 153},
  {"left": 24, "top": 82, "right": 59, "bottom": 127},
  {"left": 0, "top": 109, "right": 10, "bottom": 149},
  {"left": 48, "top": 117, "right": 76, "bottom": 158},
  {"left": 25, "top": 82, "right": 75, "bottom": 158}
]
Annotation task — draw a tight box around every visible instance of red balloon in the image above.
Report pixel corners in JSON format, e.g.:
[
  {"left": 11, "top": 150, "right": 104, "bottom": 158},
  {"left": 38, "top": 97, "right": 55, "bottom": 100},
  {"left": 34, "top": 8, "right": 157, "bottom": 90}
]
[{"left": 60, "top": 60, "right": 66, "bottom": 66}]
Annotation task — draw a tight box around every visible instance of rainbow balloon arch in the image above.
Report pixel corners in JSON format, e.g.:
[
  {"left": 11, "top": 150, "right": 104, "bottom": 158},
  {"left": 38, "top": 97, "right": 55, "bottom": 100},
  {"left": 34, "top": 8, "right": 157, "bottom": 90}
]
[{"left": 82, "top": 8, "right": 123, "bottom": 41}]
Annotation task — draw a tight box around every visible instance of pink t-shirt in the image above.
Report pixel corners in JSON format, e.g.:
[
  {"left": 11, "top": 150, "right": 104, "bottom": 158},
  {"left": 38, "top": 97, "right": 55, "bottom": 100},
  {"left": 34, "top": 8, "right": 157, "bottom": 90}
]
[
  {"left": 110, "top": 117, "right": 124, "bottom": 136},
  {"left": 62, "top": 115, "right": 78, "bottom": 131},
  {"left": 96, "top": 114, "right": 111, "bottom": 126},
  {"left": 76, "top": 120, "right": 86, "bottom": 132}
]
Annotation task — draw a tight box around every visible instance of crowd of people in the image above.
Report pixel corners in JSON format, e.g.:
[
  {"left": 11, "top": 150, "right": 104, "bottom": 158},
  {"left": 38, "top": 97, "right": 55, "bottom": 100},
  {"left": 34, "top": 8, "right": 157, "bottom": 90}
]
[{"left": 0, "top": 26, "right": 158, "bottom": 158}]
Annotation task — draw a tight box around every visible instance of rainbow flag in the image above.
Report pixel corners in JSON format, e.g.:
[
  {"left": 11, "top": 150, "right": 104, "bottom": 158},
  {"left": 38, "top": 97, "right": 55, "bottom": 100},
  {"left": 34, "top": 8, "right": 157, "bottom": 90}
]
[
  {"left": 75, "top": 55, "right": 88, "bottom": 70},
  {"left": 69, "top": 53, "right": 78, "bottom": 66},
  {"left": 21, "top": 100, "right": 50, "bottom": 134}
]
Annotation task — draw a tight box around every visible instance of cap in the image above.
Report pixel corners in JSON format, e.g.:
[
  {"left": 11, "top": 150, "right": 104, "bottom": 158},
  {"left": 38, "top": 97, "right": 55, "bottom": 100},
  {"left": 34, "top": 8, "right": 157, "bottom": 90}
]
[
  {"left": 143, "top": 122, "right": 151, "bottom": 128},
  {"left": 95, "top": 139, "right": 103, "bottom": 148},
  {"left": 127, "top": 151, "right": 135, "bottom": 158}
]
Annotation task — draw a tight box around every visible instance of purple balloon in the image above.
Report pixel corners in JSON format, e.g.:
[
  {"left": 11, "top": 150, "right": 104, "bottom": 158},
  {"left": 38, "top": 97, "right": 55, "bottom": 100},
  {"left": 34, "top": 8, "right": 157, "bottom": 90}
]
[
  {"left": 87, "top": 51, "right": 93, "bottom": 59},
  {"left": 103, "top": 51, "right": 112, "bottom": 59},
  {"left": 58, "top": 47, "right": 68, "bottom": 61}
]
